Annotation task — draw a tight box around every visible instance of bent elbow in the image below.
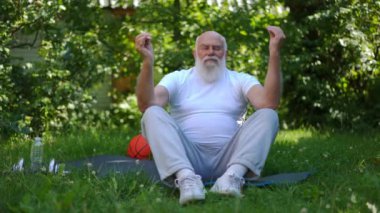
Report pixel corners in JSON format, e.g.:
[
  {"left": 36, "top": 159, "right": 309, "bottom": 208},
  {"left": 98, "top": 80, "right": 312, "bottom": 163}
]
[
  {"left": 255, "top": 101, "right": 280, "bottom": 110},
  {"left": 256, "top": 105, "right": 278, "bottom": 110},
  {"left": 137, "top": 102, "right": 150, "bottom": 113},
  {"left": 267, "top": 102, "right": 280, "bottom": 110}
]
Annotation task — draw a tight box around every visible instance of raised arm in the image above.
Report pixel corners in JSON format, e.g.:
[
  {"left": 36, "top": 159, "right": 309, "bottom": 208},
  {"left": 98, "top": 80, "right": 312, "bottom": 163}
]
[
  {"left": 247, "top": 26, "right": 286, "bottom": 109},
  {"left": 135, "top": 33, "right": 169, "bottom": 112}
]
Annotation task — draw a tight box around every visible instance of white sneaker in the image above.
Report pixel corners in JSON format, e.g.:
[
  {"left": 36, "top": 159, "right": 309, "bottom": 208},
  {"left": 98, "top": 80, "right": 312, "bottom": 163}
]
[
  {"left": 175, "top": 175, "right": 206, "bottom": 205},
  {"left": 210, "top": 172, "right": 245, "bottom": 197}
]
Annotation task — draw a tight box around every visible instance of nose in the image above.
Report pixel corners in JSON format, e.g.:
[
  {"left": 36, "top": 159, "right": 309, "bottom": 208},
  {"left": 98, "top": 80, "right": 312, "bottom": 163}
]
[{"left": 206, "top": 48, "right": 215, "bottom": 56}]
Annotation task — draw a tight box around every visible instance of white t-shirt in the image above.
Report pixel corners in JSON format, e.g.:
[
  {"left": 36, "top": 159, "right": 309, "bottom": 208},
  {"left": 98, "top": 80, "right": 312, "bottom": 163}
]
[{"left": 158, "top": 67, "right": 260, "bottom": 146}]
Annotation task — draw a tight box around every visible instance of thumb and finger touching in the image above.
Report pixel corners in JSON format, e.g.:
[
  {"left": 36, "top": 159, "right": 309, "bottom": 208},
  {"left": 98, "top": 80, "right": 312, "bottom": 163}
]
[
  {"left": 266, "top": 26, "right": 286, "bottom": 40},
  {"left": 135, "top": 33, "right": 153, "bottom": 58}
]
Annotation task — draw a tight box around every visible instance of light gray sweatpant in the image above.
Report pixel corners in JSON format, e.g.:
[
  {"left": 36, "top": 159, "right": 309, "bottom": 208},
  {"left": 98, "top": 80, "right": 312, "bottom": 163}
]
[{"left": 141, "top": 106, "right": 279, "bottom": 182}]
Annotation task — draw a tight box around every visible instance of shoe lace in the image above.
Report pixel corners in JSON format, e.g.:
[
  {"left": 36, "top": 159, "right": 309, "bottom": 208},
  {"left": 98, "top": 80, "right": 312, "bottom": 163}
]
[
  {"left": 175, "top": 175, "right": 201, "bottom": 189},
  {"left": 228, "top": 173, "right": 245, "bottom": 189}
]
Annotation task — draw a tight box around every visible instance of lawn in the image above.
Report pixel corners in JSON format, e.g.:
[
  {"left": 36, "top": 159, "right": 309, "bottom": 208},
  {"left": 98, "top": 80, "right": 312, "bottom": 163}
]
[{"left": 1, "top": 129, "right": 379, "bottom": 212}]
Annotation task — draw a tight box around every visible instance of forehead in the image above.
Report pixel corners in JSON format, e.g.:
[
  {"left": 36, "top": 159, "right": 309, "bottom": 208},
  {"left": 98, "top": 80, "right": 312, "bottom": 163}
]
[{"left": 197, "top": 32, "right": 224, "bottom": 47}]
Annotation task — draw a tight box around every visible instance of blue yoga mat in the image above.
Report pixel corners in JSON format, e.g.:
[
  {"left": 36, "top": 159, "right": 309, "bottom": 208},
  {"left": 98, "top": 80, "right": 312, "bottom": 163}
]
[{"left": 63, "top": 155, "right": 313, "bottom": 187}]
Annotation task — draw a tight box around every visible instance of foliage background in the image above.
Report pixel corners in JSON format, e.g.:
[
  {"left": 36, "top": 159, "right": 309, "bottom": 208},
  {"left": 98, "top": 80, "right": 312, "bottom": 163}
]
[{"left": 1, "top": 0, "right": 379, "bottom": 139}]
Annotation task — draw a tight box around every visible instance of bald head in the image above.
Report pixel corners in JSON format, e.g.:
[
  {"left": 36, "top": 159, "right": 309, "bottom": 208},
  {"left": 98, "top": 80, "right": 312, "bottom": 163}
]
[{"left": 195, "top": 31, "right": 227, "bottom": 51}]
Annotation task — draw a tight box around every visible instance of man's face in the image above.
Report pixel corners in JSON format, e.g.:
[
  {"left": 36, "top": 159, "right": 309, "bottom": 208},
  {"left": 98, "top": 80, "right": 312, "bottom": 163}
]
[
  {"left": 194, "top": 32, "right": 227, "bottom": 82},
  {"left": 195, "top": 33, "right": 226, "bottom": 68}
]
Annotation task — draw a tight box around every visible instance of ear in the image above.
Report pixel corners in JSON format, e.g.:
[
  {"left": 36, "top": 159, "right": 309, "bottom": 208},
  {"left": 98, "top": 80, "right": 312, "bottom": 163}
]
[{"left": 192, "top": 49, "right": 196, "bottom": 59}]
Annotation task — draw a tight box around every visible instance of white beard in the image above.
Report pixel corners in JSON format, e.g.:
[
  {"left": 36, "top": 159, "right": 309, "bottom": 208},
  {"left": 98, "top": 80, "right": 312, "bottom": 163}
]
[{"left": 195, "top": 55, "right": 226, "bottom": 83}]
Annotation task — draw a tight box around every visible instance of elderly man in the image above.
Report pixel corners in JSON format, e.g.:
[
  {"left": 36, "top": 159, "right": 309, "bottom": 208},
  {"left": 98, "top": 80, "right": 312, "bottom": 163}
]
[{"left": 135, "top": 26, "right": 285, "bottom": 205}]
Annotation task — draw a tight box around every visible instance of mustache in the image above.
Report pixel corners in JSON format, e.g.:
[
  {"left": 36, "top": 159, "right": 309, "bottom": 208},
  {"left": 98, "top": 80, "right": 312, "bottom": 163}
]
[{"left": 202, "top": 56, "right": 220, "bottom": 63}]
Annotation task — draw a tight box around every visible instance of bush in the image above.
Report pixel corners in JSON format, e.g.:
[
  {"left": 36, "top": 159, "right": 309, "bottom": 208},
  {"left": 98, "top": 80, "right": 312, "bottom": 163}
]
[
  {"left": 0, "top": 0, "right": 141, "bottom": 138},
  {"left": 281, "top": 0, "right": 379, "bottom": 129},
  {"left": 1, "top": 0, "right": 378, "bottom": 139}
]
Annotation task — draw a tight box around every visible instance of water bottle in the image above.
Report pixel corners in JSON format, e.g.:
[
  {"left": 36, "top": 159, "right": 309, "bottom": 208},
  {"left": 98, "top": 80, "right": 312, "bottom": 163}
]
[{"left": 30, "top": 137, "right": 43, "bottom": 172}]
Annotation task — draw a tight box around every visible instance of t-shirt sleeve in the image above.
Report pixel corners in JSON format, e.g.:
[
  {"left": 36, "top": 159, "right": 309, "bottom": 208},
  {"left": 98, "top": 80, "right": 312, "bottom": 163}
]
[
  {"left": 239, "top": 72, "right": 261, "bottom": 96},
  {"left": 157, "top": 71, "right": 179, "bottom": 99}
]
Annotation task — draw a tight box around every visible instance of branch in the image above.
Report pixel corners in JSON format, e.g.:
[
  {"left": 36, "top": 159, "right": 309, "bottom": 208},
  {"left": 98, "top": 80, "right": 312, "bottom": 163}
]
[{"left": 10, "top": 30, "right": 40, "bottom": 48}]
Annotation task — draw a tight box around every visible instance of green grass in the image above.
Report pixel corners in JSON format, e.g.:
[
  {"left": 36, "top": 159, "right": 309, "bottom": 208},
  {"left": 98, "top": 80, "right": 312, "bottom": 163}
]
[{"left": 1, "top": 129, "right": 379, "bottom": 212}]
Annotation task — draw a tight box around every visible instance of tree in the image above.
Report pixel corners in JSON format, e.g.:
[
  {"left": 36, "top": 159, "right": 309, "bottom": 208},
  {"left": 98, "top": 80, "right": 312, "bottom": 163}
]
[
  {"left": 281, "top": 0, "right": 380, "bottom": 129},
  {"left": 0, "top": 0, "right": 127, "bottom": 137},
  {"left": 1, "top": 0, "right": 378, "bottom": 139}
]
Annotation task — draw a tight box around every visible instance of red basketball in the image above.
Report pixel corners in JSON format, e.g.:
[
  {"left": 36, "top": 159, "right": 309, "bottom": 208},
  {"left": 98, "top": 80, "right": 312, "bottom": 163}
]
[{"left": 127, "top": 134, "right": 151, "bottom": 159}]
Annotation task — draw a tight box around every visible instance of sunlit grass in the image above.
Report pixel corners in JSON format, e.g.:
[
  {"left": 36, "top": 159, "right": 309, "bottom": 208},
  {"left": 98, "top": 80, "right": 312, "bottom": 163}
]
[{"left": 1, "top": 129, "right": 379, "bottom": 212}]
